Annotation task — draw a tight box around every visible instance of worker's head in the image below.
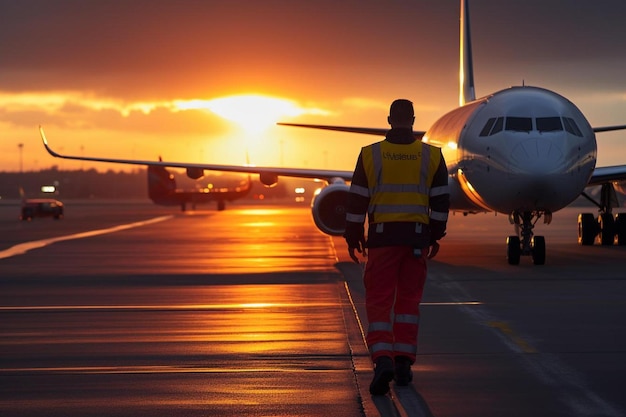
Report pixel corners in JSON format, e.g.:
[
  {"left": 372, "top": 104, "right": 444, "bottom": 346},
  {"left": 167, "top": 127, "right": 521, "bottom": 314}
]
[{"left": 388, "top": 99, "right": 415, "bottom": 128}]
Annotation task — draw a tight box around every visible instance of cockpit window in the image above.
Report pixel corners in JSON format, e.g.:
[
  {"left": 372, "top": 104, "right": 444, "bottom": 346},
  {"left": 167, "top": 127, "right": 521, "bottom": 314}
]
[
  {"left": 479, "top": 115, "right": 583, "bottom": 137},
  {"left": 479, "top": 118, "right": 496, "bottom": 136},
  {"left": 491, "top": 117, "right": 504, "bottom": 134},
  {"left": 505, "top": 117, "right": 532, "bottom": 132},
  {"left": 537, "top": 117, "right": 563, "bottom": 132},
  {"left": 479, "top": 117, "right": 504, "bottom": 136},
  {"left": 563, "top": 117, "right": 583, "bottom": 137}
]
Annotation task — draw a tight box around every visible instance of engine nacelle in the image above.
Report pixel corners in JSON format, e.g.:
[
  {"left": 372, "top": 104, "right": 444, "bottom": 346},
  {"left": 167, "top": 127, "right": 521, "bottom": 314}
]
[
  {"left": 259, "top": 172, "right": 279, "bottom": 187},
  {"left": 311, "top": 182, "right": 350, "bottom": 236},
  {"left": 186, "top": 167, "right": 204, "bottom": 180}
]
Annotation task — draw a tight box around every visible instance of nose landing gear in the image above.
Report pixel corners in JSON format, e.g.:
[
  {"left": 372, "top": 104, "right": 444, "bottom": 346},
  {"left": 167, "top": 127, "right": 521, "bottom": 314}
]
[{"left": 507, "top": 210, "right": 551, "bottom": 265}]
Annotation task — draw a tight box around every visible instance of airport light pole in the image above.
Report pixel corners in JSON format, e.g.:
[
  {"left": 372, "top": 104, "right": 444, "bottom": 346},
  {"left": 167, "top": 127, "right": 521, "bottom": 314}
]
[{"left": 18, "top": 143, "right": 23, "bottom": 173}]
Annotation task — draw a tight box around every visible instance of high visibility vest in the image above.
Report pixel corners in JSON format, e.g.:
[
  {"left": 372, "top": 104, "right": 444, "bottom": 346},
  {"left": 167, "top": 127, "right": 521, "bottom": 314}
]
[{"left": 361, "top": 140, "right": 441, "bottom": 224}]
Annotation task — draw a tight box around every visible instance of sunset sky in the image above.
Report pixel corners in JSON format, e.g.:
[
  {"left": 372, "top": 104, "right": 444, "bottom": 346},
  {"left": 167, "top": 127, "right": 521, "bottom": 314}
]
[{"left": 1, "top": 0, "right": 625, "bottom": 174}]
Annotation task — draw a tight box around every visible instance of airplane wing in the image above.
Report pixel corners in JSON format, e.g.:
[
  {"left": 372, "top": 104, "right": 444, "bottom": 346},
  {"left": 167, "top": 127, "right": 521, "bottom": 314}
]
[
  {"left": 278, "top": 122, "right": 426, "bottom": 140},
  {"left": 592, "top": 124, "right": 626, "bottom": 133},
  {"left": 40, "top": 127, "right": 353, "bottom": 183},
  {"left": 587, "top": 165, "right": 626, "bottom": 186},
  {"left": 586, "top": 124, "right": 626, "bottom": 185}
]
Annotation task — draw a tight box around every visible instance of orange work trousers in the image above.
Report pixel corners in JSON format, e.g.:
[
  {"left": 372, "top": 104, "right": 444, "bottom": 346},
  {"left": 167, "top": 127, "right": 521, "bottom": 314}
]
[{"left": 364, "top": 245, "right": 427, "bottom": 364}]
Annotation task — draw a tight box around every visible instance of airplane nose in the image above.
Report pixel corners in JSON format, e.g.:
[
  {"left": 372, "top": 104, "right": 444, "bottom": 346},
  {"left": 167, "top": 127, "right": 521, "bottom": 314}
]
[{"left": 510, "top": 138, "right": 563, "bottom": 174}]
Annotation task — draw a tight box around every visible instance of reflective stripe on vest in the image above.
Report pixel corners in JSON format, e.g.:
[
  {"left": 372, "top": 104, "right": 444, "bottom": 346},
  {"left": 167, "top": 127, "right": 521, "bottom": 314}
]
[{"left": 361, "top": 140, "right": 441, "bottom": 224}]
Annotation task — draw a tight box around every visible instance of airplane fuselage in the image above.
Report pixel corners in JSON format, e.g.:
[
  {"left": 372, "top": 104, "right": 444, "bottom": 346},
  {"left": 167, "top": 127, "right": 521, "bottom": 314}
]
[{"left": 425, "top": 86, "right": 597, "bottom": 215}]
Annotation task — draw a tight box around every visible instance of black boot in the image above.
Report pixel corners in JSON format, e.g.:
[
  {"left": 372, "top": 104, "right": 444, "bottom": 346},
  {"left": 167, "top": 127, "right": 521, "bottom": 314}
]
[
  {"left": 394, "top": 355, "right": 413, "bottom": 386},
  {"left": 369, "top": 356, "right": 394, "bottom": 395}
]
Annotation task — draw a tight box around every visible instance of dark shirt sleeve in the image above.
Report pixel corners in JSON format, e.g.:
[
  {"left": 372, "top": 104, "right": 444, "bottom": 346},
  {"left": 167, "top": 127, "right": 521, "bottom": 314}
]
[
  {"left": 428, "top": 150, "right": 450, "bottom": 242},
  {"left": 343, "top": 151, "right": 369, "bottom": 245}
]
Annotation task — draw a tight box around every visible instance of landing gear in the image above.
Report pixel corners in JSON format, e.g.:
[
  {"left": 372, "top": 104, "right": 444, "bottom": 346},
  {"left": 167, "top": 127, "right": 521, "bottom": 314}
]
[
  {"left": 506, "top": 236, "right": 521, "bottom": 265},
  {"left": 578, "top": 182, "right": 625, "bottom": 246},
  {"left": 507, "top": 210, "right": 550, "bottom": 265},
  {"left": 531, "top": 236, "right": 546, "bottom": 265},
  {"left": 578, "top": 212, "right": 626, "bottom": 246},
  {"left": 577, "top": 213, "right": 595, "bottom": 245},
  {"left": 598, "top": 213, "right": 615, "bottom": 245},
  {"left": 616, "top": 213, "right": 626, "bottom": 246}
]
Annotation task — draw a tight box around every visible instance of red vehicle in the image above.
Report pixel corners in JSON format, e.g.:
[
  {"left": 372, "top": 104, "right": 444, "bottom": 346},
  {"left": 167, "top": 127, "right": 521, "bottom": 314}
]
[{"left": 20, "top": 199, "right": 64, "bottom": 221}]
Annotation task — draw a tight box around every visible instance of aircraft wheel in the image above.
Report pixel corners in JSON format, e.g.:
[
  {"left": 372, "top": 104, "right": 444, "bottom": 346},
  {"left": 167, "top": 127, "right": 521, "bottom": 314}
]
[
  {"left": 597, "top": 213, "right": 615, "bottom": 245},
  {"left": 506, "top": 236, "right": 521, "bottom": 265},
  {"left": 531, "top": 236, "right": 546, "bottom": 265},
  {"left": 577, "top": 213, "right": 596, "bottom": 245},
  {"left": 217, "top": 201, "right": 226, "bottom": 211},
  {"left": 615, "top": 213, "right": 626, "bottom": 246}
]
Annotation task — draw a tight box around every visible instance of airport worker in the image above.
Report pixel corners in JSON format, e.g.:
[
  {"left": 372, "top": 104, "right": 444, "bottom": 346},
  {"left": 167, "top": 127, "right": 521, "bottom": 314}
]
[{"left": 343, "top": 98, "right": 449, "bottom": 395}]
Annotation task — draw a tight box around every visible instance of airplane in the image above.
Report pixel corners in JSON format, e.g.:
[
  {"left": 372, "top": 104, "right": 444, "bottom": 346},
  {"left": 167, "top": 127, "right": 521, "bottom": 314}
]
[
  {"left": 147, "top": 159, "right": 251, "bottom": 211},
  {"left": 40, "top": 0, "right": 626, "bottom": 265}
]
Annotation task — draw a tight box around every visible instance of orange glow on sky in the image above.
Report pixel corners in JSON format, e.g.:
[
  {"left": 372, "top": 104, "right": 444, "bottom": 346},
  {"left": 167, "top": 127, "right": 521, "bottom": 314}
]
[
  {"left": 175, "top": 95, "right": 330, "bottom": 134},
  {"left": 1, "top": 1, "right": 625, "bottom": 174}
]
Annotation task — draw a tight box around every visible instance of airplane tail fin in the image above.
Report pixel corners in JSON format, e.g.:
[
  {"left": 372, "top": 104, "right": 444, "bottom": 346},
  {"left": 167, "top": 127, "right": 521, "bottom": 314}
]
[
  {"left": 459, "top": 0, "right": 476, "bottom": 106},
  {"left": 147, "top": 164, "right": 177, "bottom": 202}
]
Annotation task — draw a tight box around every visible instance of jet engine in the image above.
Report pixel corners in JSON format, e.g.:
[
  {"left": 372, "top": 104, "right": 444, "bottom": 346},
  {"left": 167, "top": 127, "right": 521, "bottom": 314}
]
[
  {"left": 311, "top": 181, "right": 350, "bottom": 236},
  {"left": 186, "top": 167, "right": 204, "bottom": 180},
  {"left": 260, "top": 172, "right": 279, "bottom": 187}
]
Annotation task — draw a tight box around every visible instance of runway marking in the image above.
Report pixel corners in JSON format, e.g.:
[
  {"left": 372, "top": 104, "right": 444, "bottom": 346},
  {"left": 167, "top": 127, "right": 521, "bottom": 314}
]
[
  {"left": 435, "top": 274, "right": 623, "bottom": 417},
  {"left": 0, "top": 215, "right": 173, "bottom": 260},
  {"left": 488, "top": 320, "right": 538, "bottom": 354}
]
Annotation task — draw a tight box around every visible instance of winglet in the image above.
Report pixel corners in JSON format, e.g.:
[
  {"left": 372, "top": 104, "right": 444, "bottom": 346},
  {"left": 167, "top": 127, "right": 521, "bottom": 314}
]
[{"left": 39, "top": 126, "right": 63, "bottom": 158}]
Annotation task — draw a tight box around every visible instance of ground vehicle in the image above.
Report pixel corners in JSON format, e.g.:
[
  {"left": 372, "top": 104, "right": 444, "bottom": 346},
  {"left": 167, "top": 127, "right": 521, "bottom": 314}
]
[{"left": 20, "top": 199, "right": 64, "bottom": 221}]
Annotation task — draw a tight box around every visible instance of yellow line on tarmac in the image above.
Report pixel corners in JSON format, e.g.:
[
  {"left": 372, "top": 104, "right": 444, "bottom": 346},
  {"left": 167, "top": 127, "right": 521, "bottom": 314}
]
[{"left": 488, "top": 321, "right": 538, "bottom": 354}]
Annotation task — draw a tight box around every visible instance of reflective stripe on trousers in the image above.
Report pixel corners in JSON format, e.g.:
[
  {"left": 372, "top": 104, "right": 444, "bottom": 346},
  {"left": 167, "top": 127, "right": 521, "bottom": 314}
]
[{"left": 364, "top": 245, "right": 427, "bottom": 363}]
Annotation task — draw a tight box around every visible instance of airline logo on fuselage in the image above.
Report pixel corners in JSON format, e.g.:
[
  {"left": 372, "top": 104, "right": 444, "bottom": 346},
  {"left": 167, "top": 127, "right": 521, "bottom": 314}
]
[{"left": 382, "top": 151, "right": 420, "bottom": 161}]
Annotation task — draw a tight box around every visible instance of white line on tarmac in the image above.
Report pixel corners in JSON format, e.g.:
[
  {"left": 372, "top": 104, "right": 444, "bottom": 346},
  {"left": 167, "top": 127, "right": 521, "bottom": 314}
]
[{"left": 0, "top": 215, "right": 173, "bottom": 260}]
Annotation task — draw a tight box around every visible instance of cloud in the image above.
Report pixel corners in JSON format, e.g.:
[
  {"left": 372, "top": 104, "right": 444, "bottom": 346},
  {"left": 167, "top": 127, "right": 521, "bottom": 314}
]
[
  {"left": 173, "top": 95, "right": 331, "bottom": 134},
  {"left": 0, "top": 91, "right": 162, "bottom": 117},
  {"left": 0, "top": 90, "right": 338, "bottom": 138},
  {"left": 342, "top": 98, "right": 387, "bottom": 111}
]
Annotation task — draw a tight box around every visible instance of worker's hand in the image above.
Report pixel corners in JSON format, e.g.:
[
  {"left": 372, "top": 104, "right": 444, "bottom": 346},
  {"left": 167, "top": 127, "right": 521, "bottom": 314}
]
[
  {"left": 427, "top": 241, "right": 440, "bottom": 259},
  {"left": 344, "top": 223, "right": 366, "bottom": 264},
  {"left": 348, "top": 237, "right": 367, "bottom": 263}
]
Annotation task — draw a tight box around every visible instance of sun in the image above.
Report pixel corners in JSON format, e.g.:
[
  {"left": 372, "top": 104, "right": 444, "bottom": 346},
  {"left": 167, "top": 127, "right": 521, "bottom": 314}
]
[{"left": 175, "top": 94, "right": 310, "bottom": 133}]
